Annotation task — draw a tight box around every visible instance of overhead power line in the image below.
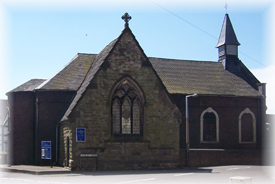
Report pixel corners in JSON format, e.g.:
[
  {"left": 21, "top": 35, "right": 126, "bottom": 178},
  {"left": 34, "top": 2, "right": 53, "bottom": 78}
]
[{"left": 149, "top": 0, "right": 267, "bottom": 68}]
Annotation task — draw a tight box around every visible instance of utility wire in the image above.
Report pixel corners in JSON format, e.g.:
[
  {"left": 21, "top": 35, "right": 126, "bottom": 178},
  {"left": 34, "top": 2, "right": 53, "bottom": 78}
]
[
  {"left": 149, "top": 0, "right": 267, "bottom": 68},
  {"left": 150, "top": 0, "right": 218, "bottom": 40},
  {"left": 239, "top": 51, "right": 267, "bottom": 67}
]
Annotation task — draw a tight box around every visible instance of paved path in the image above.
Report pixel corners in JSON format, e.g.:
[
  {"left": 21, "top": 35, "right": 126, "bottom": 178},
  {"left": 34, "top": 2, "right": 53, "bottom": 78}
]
[{"left": 0, "top": 165, "right": 71, "bottom": 175}]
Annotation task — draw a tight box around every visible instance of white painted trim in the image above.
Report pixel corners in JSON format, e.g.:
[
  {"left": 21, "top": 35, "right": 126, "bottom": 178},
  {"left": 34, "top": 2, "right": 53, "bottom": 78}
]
[
  {"left": 200, "top": 107, "right": 219, "bottom": 143},
  {"left": 238, "top": 108, "right": 256, "bottom": 143}
]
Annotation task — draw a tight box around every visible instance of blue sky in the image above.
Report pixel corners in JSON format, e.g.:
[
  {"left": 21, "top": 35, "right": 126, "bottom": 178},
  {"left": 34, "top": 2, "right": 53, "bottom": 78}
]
[{"left": 0, "top": 0, "right": 274, "bottom": 113}]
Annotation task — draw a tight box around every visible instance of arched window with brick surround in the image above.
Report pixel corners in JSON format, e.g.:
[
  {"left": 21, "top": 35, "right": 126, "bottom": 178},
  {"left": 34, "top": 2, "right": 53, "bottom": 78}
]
[
  {"left": 111, "top": 77, "right": 144, "bottom": 138},
  {"left": 200, "top": 107, "right": 219, "bottom": 143},
  {"left": 239, "top": 108, "right": 256, "bottom": 143}
]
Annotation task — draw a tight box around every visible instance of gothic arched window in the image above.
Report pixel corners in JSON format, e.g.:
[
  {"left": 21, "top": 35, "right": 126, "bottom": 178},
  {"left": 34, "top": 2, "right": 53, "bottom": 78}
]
[
  {"left": 111, "top": 78, "right": 144, "bottom": 137},
  {"left": 200, "top": 107, "right": 219, "bottom": 143},
  {"left": 239, "top": 108, "right": 256, "bottom": 143}
]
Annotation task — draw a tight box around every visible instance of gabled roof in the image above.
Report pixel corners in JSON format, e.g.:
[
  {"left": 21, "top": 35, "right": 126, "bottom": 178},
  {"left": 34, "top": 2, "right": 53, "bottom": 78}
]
[
  {"left": 223, "top": 55, "right": 261, "bottom": 90},
  {"left": 8, "top": 79, "right": 46, "bottom": 93},
  {"left": 61, "top": 38, "right": 118, "bottom": 121},
  {"left": 9, "top": 15, "right": 262, "bottom": 123},
  {"left": 150, "top": 57, "right": 261, "bottom": 97},
  {"left": 56, "top": 19, "right": 261, "bottom": 121},
  {"left": 61, "top": 26, "right": 152, "bottom": 121},
  {"left": 216, "top": 14, "right": 240, "bottom": 47},
  {"left": 10, "top": 55, "right": 261, "bottom": 98},
  {"left": 36, "top": 53, "right": 97, "bottom": 91}
]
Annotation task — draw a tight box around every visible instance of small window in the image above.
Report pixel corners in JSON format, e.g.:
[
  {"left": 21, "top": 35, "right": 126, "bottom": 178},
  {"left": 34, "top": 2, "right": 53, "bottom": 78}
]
[
  {"left": 200, "top": 107, "right": 219, "bottom": 143},
  {"left": 239, "top": 108, "right": 256, "bottom": 143},
  {"left": 203, "top": 112, "right": 217, "bottom": 141}
]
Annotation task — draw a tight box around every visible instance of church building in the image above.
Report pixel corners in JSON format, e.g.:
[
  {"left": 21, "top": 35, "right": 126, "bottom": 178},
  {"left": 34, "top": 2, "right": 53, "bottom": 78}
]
[{"left": 7, "top": 13, "right": 266, "bottom": 171}]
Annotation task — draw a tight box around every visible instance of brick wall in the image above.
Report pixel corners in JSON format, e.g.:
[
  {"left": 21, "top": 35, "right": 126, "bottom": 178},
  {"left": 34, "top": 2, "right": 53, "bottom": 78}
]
[
  {"left": 35, "top": 91, "right": 75, "bottom": 166},
  {"left": 179, "top": 149, "right": 261, "bottom": 167},
  {"left": 7, "top": 92, "right": 35, "bottom": 165},
  {"left": 173, "top": 95, "right": 261, "bottom": 150}
]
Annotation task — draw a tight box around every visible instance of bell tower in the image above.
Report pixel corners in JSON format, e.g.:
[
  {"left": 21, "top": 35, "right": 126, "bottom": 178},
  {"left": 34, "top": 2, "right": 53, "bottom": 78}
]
[
  {"left": 215, "top": 13, "right": 261, "bottom": 91},
  {"left": 216, "top": 14, "right": 240, "bottom": 65}
]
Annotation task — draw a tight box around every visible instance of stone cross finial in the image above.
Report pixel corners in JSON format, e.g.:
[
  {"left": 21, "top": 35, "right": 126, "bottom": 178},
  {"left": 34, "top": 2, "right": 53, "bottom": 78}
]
[
  {"left": 224, "top": 3, "right": 228, "bottom": 13},
  {"left": 122, "top": 12, "right": 132, "bottom": 27}
]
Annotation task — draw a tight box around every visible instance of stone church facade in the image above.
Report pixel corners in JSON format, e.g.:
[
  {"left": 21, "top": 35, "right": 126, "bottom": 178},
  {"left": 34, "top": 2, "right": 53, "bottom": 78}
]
[{"left": 7, "top": 13, "right": 266, "bottom": 171}]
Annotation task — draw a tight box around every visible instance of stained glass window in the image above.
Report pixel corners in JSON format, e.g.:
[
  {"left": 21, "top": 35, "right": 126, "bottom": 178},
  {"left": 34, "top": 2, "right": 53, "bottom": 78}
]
[
  {"left": 122, "top": 98, "right": 131, "bottom": 134},
  {"left": 112, "top": 99, "right": 120, "bottom": 134},
  {"left": 133, "top": 100, "right": 140, "bottom": 134},
  {"left": 111, "top": 78, "right": 143, "bottom": 137}
]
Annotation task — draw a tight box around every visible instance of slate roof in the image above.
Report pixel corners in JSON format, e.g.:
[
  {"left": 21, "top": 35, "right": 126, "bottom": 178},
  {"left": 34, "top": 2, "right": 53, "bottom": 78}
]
[
  {"left": 216, "top": 14, "right": 240, "bottom": 47},
  {"left": 61, "top": 38, "right": 118, "bottom": 121},
  {"left": 9, "top": 17, "right": 262, "bottom": 122},
  {"left": 149, "top": 57, "right": 261, "bottom": 97},
  {"left": 59, "top": 54, "right": 261, "bottom": 121},
  {"left": 8, "top": 79, "right": 46, "bottom": 93},
  {"left": 36, "top": 53, "right": 97, "bottom": 91}
]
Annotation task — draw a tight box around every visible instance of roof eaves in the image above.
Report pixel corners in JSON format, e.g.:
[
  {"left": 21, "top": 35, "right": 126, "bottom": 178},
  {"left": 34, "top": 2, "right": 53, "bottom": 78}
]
[
  {"left": 170, "top": 93, "right": 263, "bottom": 98},
  {"left": 7, "top": 79, "right": 47, "bottom": 94}
]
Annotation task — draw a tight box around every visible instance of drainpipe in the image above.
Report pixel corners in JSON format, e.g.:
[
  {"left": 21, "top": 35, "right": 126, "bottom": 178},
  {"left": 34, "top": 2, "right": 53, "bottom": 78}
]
[
  {"left": 34, "top": 93, "right": 39, "bottom": 165},
  {"left": 56, "top": 122, "right": 60, "bottom": 165},
  {"left": 186, "top": 93, "right": 198, "bottom": 167}
]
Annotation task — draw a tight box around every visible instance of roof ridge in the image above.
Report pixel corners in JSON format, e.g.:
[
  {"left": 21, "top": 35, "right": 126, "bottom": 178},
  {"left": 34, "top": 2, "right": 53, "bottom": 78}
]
[
  {"left": 77, "top": 53, "right": 98, "bottom": 56},
  {"left": 150, "top": 58, "right": 261, "bottom": 97},
  {"left": 149, "top": 57, "right": 218, "bottom": 63}
]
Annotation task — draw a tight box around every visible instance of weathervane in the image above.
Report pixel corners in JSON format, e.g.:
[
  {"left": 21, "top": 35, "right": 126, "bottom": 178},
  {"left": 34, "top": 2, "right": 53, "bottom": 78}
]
[{"left": 122, "top": 12, "right": 132, "bottom": 27}]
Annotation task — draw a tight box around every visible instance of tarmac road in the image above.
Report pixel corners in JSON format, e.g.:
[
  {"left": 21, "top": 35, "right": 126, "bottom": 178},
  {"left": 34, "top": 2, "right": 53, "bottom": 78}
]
[{"left": 1, "top": 165, "right": 274, "bottom": 184}]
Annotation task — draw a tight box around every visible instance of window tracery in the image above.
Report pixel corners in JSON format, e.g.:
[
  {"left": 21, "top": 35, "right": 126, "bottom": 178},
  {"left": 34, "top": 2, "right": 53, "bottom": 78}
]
[{"left": 111, "top": 78, "right": 144, "bottom": 137}]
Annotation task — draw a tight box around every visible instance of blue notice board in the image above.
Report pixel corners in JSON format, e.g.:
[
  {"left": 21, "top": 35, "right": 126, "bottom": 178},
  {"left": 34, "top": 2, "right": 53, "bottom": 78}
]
[
  {"left": 41, "top": 141, "right": 51, "bottom": 159},
  {"left": 76, "top": 128, "right": 86, "bottom": 142}
]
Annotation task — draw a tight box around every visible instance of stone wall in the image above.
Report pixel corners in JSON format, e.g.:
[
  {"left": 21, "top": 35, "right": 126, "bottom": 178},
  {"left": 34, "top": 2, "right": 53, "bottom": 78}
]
[
  {"left": 59, "top": 121, "right": 72, "bottom": 167},
  {"left": 63, "top": 28, "right": 181, "bottom": 171}
]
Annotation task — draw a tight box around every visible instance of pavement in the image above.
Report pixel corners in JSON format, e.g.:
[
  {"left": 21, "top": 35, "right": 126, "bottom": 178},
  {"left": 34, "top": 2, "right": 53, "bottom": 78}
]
[
  {"left": 0, "top": 165, "right": 71, "bottom": 175},
  {"left": 1, "top": 165, "right": 274, "bottom": 184}
]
